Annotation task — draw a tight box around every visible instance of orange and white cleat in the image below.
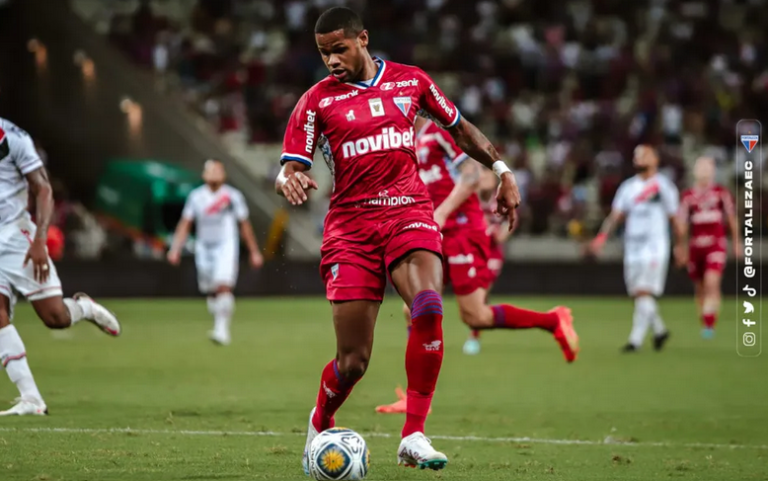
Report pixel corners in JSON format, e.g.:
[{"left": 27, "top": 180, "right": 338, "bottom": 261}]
[
  {"left": 550, "top": 306, "right": 579, "bottom": 363},
  {"left": 375, "top": 387, "right": 432, "bottom": 415}
]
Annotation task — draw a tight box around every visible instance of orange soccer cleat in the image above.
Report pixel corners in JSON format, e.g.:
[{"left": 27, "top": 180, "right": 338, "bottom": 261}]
[
  {"left": 375, "top": 387, "right": 432, "bottom": 415},
  {"left": 550, "top": 306, "right": 580, "bottom": 363}
]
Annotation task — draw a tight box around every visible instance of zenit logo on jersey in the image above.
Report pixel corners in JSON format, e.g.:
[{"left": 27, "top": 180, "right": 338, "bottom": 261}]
[
  {"left": 393, "top": 97, "right": 412, "bottom": 118},
  {"left": 741, "top": 135, "right": 758, "bottom": 153}
]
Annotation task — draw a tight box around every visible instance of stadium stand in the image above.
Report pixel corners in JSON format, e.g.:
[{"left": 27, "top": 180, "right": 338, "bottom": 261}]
[{"left": 72, "top": 0, "right": 767, "bottom": 239}]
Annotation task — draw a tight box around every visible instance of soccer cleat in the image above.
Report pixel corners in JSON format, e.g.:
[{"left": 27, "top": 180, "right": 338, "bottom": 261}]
[
  {"left": 375, "top": 387, "right": 432, "bottom": 415},
  {"left": 74, "top": 293, "right": 121, "bottom": 336},
  {"left": 550, "top": 306, "right": 579, "bottom": 362},
  {"left": 397, "top": 432, "right": 448, "bottom": 470},
  {"left": 302, "top": 408, "right": 320, "bottom": 475},
  {"left": 653, "top": 331, "right": 671, "bottom": 351},
  {"left": 208, "top": 330, "right": 231, "bottom": 346},
  {"left": 0, "top": 397, "right": 48, "bottom": 416},
  {"left": 701, "top": 328, "right": 715, "bottom": 340},
  {"left": 621, "top": 343, "right": 638, "bottom": 353},
  {"left": 462, "top": 337, "right": 481, "bottom": 355}
]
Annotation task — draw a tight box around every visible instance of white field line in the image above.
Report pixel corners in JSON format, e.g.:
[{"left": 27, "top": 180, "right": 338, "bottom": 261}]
[{"left": 0, "top": 427, "right": 766, "bottom": 450}]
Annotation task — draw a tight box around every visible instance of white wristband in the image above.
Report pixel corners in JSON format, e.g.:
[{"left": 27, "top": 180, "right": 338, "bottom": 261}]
[{"left": 492, "top": 160, "right": 512, "bottom": 179}]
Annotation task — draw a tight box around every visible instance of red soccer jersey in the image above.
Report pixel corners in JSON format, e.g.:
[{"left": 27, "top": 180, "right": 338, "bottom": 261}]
[
  {"left": 280, "top": 58, "right": 461, "bottom": 214},
  {"left": 679, "top": 184, "right": 735, "bottom": 249},
  {"left": 415, "top": 119, "right": 485, "bottom": 233}
]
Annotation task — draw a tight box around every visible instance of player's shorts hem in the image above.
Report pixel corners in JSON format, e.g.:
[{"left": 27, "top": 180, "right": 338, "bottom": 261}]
[
  {"left": 0, "top": 285, "right": 11, "bottom": 298},
  {"left": 452, "top": 283, "right": 489, "bottom": 296},
  {"left": 326, "top": 287, "right": 384, "bottom": 303},
  {"left": 386, "top": 244, "right": 443, "bottom": 272},
  {"left": 26, "top": 286, "right": 63, "bottom": 301}
]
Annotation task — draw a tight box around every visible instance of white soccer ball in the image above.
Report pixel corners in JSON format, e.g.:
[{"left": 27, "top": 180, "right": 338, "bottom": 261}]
[{"left": 308, "top": 427, "right": 370, "bottom": 480}]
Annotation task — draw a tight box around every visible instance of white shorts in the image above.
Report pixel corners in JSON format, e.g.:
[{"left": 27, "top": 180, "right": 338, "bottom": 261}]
[
  {"left": 0, "top": 217, "right": 63, "bottom": 310},
  {"left": 623, "top": 257, "right": 668, "bottom": 297},
  {"left": 195, "top": 241, "right": 239, "bottom": 294}
]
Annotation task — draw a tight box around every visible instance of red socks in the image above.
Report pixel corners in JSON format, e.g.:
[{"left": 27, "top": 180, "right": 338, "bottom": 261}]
[
  {"left": 703, "top": 313, "right": 716, "bottom": 329},
  {"left": 312, "top": 359, "right": 358, "bottom": 431},
  {"left": 491, "top": 304, "right": 558, "bottom": 331},
  {"left": 403, "top": 290, "right": 444, "bottom": 438}
]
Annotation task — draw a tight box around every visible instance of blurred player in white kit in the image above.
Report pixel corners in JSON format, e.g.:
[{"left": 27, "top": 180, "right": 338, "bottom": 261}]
[
  {"left": 168, "top": 160, "right": 263, "bottom": 346},
  {"left": 0, "top": 118, "right": 121, "bottom": 416},
  {"left": 589, "top": 145, "right": 684, "bottom": 352}
]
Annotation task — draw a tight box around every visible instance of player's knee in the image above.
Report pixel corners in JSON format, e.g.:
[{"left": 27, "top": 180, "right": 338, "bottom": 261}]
[
  {"left": 215, "top": 285, "right": 232, "bottom": 295},
  {"left": 40, "top": 306, "right": 71, "bottom": 329},
  {"left": 336, "top": 351, "right": 370, "bottom": 381},
  {"left": 0, "top": 311, "right": 10, "bottom": 328}
]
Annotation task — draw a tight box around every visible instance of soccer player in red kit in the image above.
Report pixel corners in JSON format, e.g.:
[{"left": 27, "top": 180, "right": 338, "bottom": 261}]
[
  {"left": 463, "top": 167, "right": 514, "bottom": 355},
  {"left": 375, "top": 117, "right": 578, "bottom": 413},
  {"left": 275, "top": 8, "right": 521, "bottom": 472},
  {"left": 676, "top": 157, "right": 741, "bottom": 339}
]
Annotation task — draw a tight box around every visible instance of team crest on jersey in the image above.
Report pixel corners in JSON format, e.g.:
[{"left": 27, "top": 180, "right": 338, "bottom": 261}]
[
  {"left": 393, "top": 97, "right": 412, "bottom": 118},
  {"left": 331, "top": 263, "right": 339, "bottom": 280},
  {"left": 369, "top": 98, "right": 385, "bottom": 117},
  {"left": 741, "top": 134, "right": 758, "bottom": 153}
]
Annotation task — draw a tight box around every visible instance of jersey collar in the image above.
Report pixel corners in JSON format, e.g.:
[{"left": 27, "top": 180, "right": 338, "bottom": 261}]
[{"left": 346, "top": 57, "right": 386, "bottom": 89}]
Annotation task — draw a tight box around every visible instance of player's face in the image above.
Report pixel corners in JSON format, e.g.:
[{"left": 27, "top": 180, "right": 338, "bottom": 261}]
[
  {"left": 202, "top": 161, "right": 226, "bottom": 185},
  {"left": 633, "top": 146, "right": 658, "bottom": 173},
  {"left": 316, "top": 29, "right": 369, "bottom": 83},
  {"left": 693, "top": 157, "right": 715, "bottom": 185}
]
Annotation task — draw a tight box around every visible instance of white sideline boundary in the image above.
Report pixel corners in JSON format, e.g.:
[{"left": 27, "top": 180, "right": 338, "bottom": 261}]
[{"left": 0, "top": 427, "right": 766, "bottom": 450}]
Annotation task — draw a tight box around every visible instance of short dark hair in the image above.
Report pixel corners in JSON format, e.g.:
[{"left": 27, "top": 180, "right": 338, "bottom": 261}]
[{"left": 314, "top": 7, "right": 364, "bottom": 37}]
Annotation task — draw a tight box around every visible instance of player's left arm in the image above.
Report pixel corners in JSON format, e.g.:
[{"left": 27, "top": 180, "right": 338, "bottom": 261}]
[
  {"left": 662, "top": 179, "right": 687, "bottom": 266},
  {"left": 25, "top": 167, "right": 54, "bottom": 282},
  {"left": 723, "top": 189, "right": 742, "bottom": 258},
  {"left": 416, "top": 70, "right": 519, "bottom": 228},
  {"left": 233, "top": 191, "right": 263, "bottom": 268},
  {"left": 447, "top": 118, "right": 520, "bottom": 228},
  {"left": 433, "top": 155, "right": 480, "bottom": 228}
]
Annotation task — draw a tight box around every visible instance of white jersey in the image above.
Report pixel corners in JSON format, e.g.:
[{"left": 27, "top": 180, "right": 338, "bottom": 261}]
[
  {"left": 181, "top": 184, "right": 248, "bottom": 245},
  {"left": 0, "top": 118, "right": 44, "bottom": 227},
  {"left": 612, "top": 173, "right": 679, "bottom": 262}
]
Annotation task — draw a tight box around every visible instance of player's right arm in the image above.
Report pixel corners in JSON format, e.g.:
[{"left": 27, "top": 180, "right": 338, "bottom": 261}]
[
  {"left": 275, "top": 91, "right": 320, "bottom": 206},
  {"left": 168, "top": 192, "right": 195, "bottom": 265},
  {"left": 589, "top": 183, "right": 628, "bottom": 256},
  {"left": 674, "top": 191, "right": 692, "bottom": 267}
]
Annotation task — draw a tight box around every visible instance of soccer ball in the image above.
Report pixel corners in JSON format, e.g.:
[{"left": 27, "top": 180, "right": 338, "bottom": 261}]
[{"left": 308, "top": 427, "right": 370, "bottom": 480}]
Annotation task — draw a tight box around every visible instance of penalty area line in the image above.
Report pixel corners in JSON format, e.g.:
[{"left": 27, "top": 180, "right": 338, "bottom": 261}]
[{"left": 0, "top": 426, "right": 766, "bottom": 450}]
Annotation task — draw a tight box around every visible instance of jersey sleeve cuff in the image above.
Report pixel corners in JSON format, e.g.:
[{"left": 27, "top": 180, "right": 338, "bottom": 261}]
[
  {"left": 452, "top": 152, "right": 469, "bottom": 166},
  {"left": 447, "top": 109, "right": 461, "bottom": 128},
  {"left": 19, "top": 160, "right": 44, "bottom": 175},
  {"left": 280, "top": 153, "right": 313, "bottom": 168}
]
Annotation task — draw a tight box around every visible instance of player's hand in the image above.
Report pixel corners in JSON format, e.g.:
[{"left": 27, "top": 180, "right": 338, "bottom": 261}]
[
  {"left": 250, "top": 251, "right": 264, "bottom": 269},
  {"left": 589, "top": 234, "right": 607, "bottom": 256},
  {"left": 24, "top": 238, "right": 50, "bottom": 283},
  {"left": 167, "top": 250, "right": 181, "bottom": 266},
  {"left": 280, "top": 171, "right": 318, "bottom": 206},
  {"left": 674, "top": 244, "right": 688, "bottom": 268},
  {"left": 494, "top": 173, "right": 521, "bottom": 231}
]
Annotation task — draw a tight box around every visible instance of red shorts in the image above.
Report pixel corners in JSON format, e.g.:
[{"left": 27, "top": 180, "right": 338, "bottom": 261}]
[
  {"left": 486, "top": 241, "right": 504, "bottom": 285},
  {"left": 320, "top": 208, "right": 442, "bottom": 302},
  {"left": 687, "top": 246, "right": 727, "bottom": 281},
  {"left": 442, "top": 228, "right": 494, "bottom": 296}
]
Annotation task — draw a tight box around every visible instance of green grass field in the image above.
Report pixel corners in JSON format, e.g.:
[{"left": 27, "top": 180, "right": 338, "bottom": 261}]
[{"left": 0, "top": 296, "right": 766, "bottom": 480}]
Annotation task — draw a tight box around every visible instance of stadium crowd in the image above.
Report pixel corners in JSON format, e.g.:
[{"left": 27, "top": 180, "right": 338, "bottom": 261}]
[{"left": 80, "top": 0, "right": 768, "bottom": 236}]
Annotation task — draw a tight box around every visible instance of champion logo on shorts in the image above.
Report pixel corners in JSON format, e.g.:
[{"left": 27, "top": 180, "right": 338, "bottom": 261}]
[
  {"left": 331, "top": 264, "right": 339, "bottom": 280},
  {"left": 423, "top": 340, "right": 442, "bottom": 351}
]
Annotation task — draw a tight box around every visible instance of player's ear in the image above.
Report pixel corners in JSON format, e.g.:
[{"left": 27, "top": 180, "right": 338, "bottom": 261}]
[{"left": 358, "top": 30, "right": 369, "bottom": 49}]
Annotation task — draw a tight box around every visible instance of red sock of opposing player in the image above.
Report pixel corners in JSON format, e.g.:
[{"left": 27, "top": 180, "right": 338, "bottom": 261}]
[
  {"left": 702, "top": 313, "right": 717, "bottom": 329},
  {"left": 312, "top": 359, "right": 358, "bottom": 431},
  {"left": 403, "top": 290, "right": 444, "bottom": 438},
  {"left": 490, "top": 304, "right": 558, "bottom": 331},
  {"left": 471, "top": 329, "right": 481, "bottom": 340}
]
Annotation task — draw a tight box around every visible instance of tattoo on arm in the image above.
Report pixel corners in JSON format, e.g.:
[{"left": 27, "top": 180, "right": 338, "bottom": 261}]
[
  {"left": 449, "top": 118, "right": 502, "bottom": 170},
  {"left": 25, "top": 167, "right": 53, "bottom": 240}
]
